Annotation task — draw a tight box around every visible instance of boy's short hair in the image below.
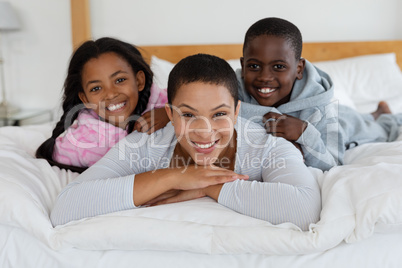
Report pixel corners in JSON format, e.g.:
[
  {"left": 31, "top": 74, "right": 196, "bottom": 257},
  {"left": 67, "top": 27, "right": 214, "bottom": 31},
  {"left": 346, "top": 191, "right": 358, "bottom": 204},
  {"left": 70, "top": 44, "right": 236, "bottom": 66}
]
[
  {"left": 167, "top": 53, "right": 239, "bottom": 107},
  {"left": 243, "top": 17, "right": 303, "bottom": 60}
]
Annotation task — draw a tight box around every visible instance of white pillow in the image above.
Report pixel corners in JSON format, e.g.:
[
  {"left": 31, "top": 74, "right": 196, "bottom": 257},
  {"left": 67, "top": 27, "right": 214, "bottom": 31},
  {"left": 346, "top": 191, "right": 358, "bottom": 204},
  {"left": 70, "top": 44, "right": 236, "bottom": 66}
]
[
  {"left": 331, "top": 87, "right": 357, "bottom": 110},
  {"left": 150, "top": 56, "right": 175, "bottom": 90},
  {"left": 313, "top": 53, "right": 402, "bottom": 113},
  {"left": 226, "top": 58, "right": 242, "bottom": 71},
  {"left": 150, "top": 56, "right": 243, "bottom": 90}
]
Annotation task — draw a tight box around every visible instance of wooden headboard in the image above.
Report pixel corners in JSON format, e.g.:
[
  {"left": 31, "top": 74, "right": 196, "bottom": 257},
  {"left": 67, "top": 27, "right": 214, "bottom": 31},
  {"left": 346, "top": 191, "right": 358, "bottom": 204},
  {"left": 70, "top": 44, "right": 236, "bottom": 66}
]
[{"left": 140, "top": 41, "right": 402, "bottom": 69}]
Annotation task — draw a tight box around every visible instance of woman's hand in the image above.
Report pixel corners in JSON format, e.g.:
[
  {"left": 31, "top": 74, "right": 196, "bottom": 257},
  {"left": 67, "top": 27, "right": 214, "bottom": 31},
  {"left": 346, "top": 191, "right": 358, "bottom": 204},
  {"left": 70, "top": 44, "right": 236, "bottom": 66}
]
[
  {"left": 133, "top": 165, "right": 248, "bottom": 207},
  {"left": 148, "top": 189, "right": 204, "bottom": 206},
  {"left": 263, "top": 112, "right": 307, "bottom": 141},
  {"left": 148, "top": 184, "right": 224, "bottom": 206},
  {"left": 144, "top": 189, "right": 183, "bottom": 206},
  {"left": 134, "top": 108, "right": 170, "bottom": 134},
  {"left": 170, "top": 165, "right": 248, "bottom": 191}
]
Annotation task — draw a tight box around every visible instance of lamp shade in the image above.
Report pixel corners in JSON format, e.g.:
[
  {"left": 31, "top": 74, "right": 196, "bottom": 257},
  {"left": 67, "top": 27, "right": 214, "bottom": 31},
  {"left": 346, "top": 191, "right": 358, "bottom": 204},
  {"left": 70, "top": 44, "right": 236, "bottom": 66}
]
[{"left": 0, "top": 2, "right": 21, "bottom": 31}]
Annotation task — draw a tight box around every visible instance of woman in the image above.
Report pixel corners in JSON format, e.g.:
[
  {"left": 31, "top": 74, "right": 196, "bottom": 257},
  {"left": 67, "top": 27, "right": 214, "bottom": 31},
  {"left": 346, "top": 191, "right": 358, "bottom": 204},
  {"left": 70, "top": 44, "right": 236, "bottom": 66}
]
[{"left": 51, "top": 54, "right": 321, "bottom": 231}]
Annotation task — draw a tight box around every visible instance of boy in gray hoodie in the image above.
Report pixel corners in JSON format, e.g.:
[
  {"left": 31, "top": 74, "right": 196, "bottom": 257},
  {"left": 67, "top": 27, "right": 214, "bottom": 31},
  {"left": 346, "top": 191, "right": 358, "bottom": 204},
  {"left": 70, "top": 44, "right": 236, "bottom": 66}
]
[{"left": 238, "top": 17, "right": 402, "bottom": 171}]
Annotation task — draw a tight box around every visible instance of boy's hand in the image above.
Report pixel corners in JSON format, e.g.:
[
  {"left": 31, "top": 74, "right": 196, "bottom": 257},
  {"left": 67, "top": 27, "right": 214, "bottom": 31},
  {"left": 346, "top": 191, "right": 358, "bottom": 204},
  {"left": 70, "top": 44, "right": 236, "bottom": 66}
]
[
  {"left": 263, "top": 112, "right": 307, "bottom": 141},
  {"left": 134, "top": 108, "right": 170, "bottom": 134}
]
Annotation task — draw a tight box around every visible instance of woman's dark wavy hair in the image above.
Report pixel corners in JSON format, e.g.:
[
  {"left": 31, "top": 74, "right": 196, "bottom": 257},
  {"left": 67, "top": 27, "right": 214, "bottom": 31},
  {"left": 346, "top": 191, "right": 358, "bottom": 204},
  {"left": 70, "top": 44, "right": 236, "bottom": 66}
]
[{"left": 36, "top": 37, "right": 153, "bottom": 173}]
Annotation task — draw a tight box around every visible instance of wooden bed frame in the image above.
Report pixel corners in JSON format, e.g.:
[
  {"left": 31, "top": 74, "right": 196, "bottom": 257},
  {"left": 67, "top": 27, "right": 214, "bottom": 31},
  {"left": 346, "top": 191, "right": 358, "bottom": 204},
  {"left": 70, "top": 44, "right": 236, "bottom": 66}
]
[
  {"left": 70, "top": 0, "right": 402, "bottom": 69},
  {"left": 140, "top": 41, "right": 402, "bottom": 68}
]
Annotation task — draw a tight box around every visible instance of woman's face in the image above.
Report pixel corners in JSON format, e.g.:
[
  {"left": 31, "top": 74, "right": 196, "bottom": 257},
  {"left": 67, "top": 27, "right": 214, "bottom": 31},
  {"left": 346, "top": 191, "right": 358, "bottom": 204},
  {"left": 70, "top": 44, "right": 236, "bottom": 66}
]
[{"left": 166, "top": 82, "right": 240, "bottom": 166}]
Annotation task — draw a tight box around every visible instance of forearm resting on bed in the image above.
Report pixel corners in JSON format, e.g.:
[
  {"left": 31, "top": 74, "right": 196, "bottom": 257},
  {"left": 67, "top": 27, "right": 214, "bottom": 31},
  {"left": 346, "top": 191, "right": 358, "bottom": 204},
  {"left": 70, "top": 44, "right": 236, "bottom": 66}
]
[
  {"left": 218, "top": 179, "right": 321, "bottom": 231},
  {"left": 50, "top": 166, "right": 246, "bottom": 226}
]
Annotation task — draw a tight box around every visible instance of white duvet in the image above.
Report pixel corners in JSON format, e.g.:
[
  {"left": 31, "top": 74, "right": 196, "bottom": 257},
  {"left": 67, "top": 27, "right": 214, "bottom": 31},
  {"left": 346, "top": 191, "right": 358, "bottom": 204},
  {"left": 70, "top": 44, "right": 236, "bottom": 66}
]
[{"left": 0, "top": 124, "right": 401, "bottom": 255}]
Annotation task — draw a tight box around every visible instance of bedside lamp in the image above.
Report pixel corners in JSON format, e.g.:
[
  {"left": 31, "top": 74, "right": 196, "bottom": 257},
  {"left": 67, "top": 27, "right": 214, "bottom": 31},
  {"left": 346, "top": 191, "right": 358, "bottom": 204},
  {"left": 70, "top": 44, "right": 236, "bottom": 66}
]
[{"left": 0, "top": 1, "right": 21, "bottom": 116}]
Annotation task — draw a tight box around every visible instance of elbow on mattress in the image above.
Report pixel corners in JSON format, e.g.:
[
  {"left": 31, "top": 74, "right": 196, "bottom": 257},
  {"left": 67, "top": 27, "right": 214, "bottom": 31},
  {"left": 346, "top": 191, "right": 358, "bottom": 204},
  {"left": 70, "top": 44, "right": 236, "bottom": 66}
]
[{"left": 297, "top": 186, "right": 322, "bottom": 231}]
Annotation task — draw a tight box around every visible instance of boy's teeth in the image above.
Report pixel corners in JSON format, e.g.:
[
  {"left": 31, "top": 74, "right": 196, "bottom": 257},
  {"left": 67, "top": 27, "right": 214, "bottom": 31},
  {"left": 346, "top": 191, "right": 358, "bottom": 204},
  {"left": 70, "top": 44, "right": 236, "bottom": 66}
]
[
  {"left": 258, "top": 88, "right": 276, "bottom": 94},
  {"left": 194, "top": 141, "right": 216, "bottom": 149},
  {"left": 107, "top": 102, "right": 125, "bottom": 111}
]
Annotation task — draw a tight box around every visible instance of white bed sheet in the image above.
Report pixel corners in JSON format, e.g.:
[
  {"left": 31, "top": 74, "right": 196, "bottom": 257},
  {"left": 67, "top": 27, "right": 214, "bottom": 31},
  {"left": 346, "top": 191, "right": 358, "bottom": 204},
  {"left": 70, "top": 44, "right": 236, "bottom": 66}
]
[
  {"left": 1, "top": 122, "right": 402, "bottom": 267},
  {"left": 2, "top": 220, "right": 402, "bottom": 268}
]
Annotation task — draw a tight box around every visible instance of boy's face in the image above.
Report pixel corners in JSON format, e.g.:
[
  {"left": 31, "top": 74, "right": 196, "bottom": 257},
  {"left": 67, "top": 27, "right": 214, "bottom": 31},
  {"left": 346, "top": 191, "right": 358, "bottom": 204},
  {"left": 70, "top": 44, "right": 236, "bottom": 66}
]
[
  {"left": 165, "top": 82, "right": 240, "bottom": 166},
  {"left": 241, "top": 35, "right": 305, "bottom": 108}
]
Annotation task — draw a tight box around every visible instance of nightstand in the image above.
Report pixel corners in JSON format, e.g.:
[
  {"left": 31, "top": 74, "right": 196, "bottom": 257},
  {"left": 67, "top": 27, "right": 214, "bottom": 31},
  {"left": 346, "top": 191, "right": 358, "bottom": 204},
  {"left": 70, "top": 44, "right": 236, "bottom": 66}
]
[{"left": 0, "top": 109, "right": 53, "bottom": 126}]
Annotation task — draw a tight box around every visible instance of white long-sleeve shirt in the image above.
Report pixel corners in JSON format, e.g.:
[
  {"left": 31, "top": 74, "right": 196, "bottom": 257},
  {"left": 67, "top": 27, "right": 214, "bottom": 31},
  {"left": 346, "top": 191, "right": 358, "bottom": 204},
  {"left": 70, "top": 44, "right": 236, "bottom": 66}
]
[{"left": 51, "top": 117, "right": 321, "bottom": 230}]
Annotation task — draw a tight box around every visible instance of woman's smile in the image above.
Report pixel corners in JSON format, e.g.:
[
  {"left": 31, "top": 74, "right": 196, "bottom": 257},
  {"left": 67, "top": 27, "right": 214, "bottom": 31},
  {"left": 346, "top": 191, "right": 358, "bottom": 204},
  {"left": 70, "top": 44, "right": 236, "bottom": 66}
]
[
  {"left": 166, "top": 81, "right": 240, "bottom": 166},
  {"left": 191, "top": 139, "right": 220, "bottom": 154}
]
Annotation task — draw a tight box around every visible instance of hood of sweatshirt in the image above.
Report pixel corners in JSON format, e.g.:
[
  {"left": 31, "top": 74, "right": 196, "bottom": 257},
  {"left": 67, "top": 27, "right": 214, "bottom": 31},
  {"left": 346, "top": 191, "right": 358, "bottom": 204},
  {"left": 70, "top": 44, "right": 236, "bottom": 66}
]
[{"left": 237, "top": 60, "right": 334, "bottom": 114}]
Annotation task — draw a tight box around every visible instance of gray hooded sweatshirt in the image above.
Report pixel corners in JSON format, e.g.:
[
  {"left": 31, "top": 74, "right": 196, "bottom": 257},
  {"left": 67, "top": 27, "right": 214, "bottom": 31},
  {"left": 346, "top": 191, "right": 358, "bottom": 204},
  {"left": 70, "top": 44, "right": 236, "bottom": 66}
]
[{"left": 237, "top": 60, "right": 401, "bottom": 171}]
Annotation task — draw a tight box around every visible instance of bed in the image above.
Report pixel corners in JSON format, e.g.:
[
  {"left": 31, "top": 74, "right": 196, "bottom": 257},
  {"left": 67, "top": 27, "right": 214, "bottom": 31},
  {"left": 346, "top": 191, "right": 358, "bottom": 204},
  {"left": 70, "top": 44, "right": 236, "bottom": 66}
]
[{"left": 1, "top": 40, "right": 402, "bottom": 268}]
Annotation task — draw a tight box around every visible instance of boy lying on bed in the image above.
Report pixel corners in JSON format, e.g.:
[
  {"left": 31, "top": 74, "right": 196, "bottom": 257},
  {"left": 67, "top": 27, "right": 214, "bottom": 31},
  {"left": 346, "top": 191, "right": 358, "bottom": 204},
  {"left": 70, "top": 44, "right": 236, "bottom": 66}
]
[
  {"left": 51, "top": 54, "right": 321, "bottom": 231},
  {"left": 237, "top": 17, "right": 402, "bottom": 171}
]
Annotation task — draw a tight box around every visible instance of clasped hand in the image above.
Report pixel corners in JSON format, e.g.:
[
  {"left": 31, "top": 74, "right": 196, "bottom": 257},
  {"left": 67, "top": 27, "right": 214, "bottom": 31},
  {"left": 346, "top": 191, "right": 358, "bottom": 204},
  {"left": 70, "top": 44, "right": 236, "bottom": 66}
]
[
  {"left": 134, "top": 107, "right": 170, "bottom": 134},
  {"left": 263, "top": 112, "right": 307, "bottom": 141},
  {"left": 145, "top": 165, "right": 248, "bottom": 206},
  {"left": 263, "top": 112, "right": 306, "bottom": 156}
]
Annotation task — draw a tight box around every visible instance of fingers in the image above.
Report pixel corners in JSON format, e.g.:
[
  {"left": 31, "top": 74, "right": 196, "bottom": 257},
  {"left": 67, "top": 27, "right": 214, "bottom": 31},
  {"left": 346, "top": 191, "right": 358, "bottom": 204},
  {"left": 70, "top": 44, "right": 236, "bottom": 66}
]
[
  {"left": 198, "top": 165, "right": 249, "bottom": 180},
  {"left": 263, "top": 113, "right": 289, "bottom": 137},
  {"left": 263, "top": 114, "right": 287, "bottom": 124},
  {"left": 134, "top": 117, "right": 152, "bottom": 133},
  {"left": 146, "top": 126, "right": 155, "bottom": 134},
  {"left": 134, "top": 117, "right": 144, "bottom": 132},
  {"left": 175, "top": 165, "right": 249, "bottom": 190},
  {"left": 263, "top": 112, "right": 283, "bottom": 123},
  {"left": 148, "top": 121, "right": 169, "bottom": 134},
  {"left": 136, "top": 112, "right": 169, "bottom": 134},
  {"left": 212, "top": 174, "right": 249, "bottom": 184},
  {"left": 201, "top": 174, "right": 248, "bottom": 189},
  {"left": 145, "top": 190, "right": 181, "bottom": 206},
  {"left": 153, "top": 195, "right": 184, "bottom": 206},
  {"left": 198, "top": 170, "right": 248, "bottom": 187},
  {"left": 153, "top": 189, "right": 204, "bottom": 206},
  {"left": 146, "top": 123, "right": 163, "bottom": 134},
  {"left": 133, "top": 120, "right": 141, "bottom": 132},
  {"left": 264, "top": 121, "right": 284, "bottom": 136},
  {"left": 201, "top": 168, "right": 244, "bottom": 178},
  {"left": 191, "top": 174, "right": 248, "bottom": 190}
]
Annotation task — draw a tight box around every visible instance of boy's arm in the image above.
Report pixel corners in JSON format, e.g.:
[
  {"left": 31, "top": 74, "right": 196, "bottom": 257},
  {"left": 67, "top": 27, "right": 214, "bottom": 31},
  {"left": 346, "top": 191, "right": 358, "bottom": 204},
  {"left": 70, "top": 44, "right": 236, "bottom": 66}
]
[
  {"left": 265, "top": 107, "right": 346, "bottom": 171},
  {"left": 240, "top": 101, "right": 345, "bottom": 170},
  {"left": 296, "top": 107, "right": 346, "bottom": 171}
]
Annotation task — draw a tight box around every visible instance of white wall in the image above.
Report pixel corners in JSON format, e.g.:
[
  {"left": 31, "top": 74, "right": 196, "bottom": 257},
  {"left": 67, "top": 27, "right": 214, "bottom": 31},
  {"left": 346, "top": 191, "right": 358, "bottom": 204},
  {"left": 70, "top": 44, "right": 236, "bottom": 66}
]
[
  {"left": 90, "top": 0, "right": 402, "bottom": 46},
  {"left": 1, "top": 0, "right": 72, "bottom": 113},
  {"left": 398, "top": 0, "right": 402, "bottom": 37},
  {"left": 1, "top": 0, "right": 401, "bottom": 116}
]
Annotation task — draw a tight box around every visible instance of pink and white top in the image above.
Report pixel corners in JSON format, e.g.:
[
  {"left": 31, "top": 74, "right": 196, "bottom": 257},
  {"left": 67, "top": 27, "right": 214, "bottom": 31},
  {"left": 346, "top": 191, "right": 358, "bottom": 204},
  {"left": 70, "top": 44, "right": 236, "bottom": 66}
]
[{"left": 53, "top": 84, "right": 167, "bottom": 168}]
